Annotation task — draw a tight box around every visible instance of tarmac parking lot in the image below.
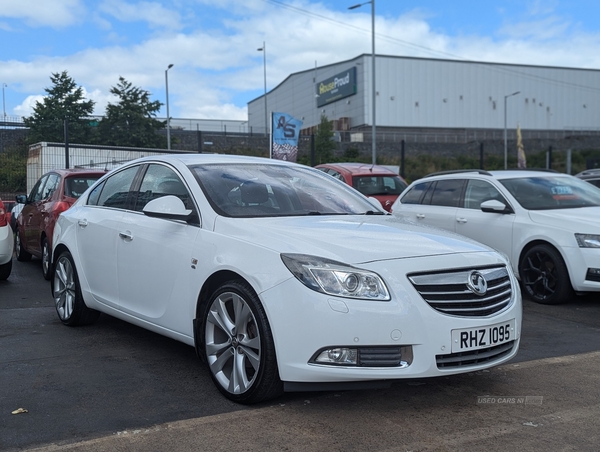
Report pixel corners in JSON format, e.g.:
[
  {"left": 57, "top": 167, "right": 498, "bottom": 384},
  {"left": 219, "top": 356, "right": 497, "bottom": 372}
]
[{"left": 1, "top": 257, "right": 599, "bottom": 451}]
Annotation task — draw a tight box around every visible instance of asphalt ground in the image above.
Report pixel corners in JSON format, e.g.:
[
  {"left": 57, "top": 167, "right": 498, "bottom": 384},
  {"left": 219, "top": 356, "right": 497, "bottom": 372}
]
[{"left": 1, "top": 256, "right": 599, "bottom": 451}]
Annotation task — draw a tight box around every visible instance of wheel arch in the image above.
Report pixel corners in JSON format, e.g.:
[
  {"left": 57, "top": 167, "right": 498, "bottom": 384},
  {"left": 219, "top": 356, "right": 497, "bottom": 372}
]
[
  {"left": 518, "top": 239, "right": 567, "bottom": 278},
  {"left": 193, "top": 269, "right": 258, "bottom": 361},
  {"left": 50, "top": 243, "right": 71, "bottom": 292}
]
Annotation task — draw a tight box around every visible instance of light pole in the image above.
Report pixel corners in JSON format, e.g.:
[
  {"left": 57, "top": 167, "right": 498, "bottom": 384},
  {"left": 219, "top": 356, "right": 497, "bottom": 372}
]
[
  {"left": 504, "top": 91, "right": 520, "bottom": 169},
  {"left": 349, "top": 0, "right": 376, "bottom": 165},
  {"left": 2, "top": 83, "right": 6, "bottom": 121},
  {"left": 165, "top": 64, "right": 174, "bottom": 150},
  {"left": 257, "top": 42, "right": 268, "bottom": 135}
]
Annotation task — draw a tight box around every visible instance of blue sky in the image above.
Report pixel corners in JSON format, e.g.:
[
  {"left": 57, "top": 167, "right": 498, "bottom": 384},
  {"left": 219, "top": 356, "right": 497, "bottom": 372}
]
[{"left": 1, "top": 0, "right": 600, "bottom": 121}]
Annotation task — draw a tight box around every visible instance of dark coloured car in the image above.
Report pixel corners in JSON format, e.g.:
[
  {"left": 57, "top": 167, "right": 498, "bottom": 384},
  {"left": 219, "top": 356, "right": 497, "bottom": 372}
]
[
  {"left": 315, "top": 162, "right": 408, "bottom": 211},
  {"left": 16, "top": 168, "right": 107, "bottom": 279}
]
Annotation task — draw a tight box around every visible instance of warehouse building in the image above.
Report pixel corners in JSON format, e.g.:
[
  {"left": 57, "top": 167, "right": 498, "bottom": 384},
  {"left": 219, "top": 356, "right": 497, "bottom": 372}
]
[{"left": 248, "top": 54, "right": 600, "bottom": 139}]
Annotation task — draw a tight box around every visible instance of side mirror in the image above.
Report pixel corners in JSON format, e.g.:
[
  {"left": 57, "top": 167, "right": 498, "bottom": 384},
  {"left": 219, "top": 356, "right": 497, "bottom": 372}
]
[
  {"left": 480, "top": 199, "right": 511, "bottom": 214},
  {"left": 15, "top": 194, "right": 27, "bottom": 204},
  {"left": 143, "top": 195, "right": 192, "bottom": 221},
  {"left": 367, "top": 196, "right": 383, "bottom": 210}
]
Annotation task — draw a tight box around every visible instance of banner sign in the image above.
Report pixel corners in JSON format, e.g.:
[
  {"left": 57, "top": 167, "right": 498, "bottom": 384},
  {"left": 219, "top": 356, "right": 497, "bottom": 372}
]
[
  {"left": 271, "top": 112, "right": 303, "bottom": 162},
  {"left": 316, "top": 67, "right": 357, "bottom": 107}
]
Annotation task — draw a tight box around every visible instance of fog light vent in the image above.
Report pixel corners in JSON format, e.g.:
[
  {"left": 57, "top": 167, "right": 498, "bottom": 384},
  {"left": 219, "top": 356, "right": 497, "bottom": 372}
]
[
  {"left": 585, "top": 268, "right": 600, "bottom": 282},
  {"left": 311, "top": 346, "right": 413, "bottom": 367}
]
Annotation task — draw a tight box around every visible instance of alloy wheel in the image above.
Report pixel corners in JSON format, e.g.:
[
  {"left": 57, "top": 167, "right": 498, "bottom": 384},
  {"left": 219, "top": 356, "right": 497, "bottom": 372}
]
[{"left": 204, "top": 291, "right": 261, "bottom": 395}]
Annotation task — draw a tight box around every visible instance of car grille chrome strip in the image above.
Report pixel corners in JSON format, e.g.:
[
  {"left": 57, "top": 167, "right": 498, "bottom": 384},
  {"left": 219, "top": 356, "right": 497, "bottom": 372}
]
[
  {"left": 408, "top": 266, "right": 513, "bottom": 317},
  {"left": 436, "top": 341, "right": 515, "bottom": 368}
]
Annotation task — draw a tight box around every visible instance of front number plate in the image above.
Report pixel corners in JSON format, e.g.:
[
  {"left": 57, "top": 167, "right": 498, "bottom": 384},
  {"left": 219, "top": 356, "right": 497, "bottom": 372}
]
[{"left": 451, "top": 319, "right": 516, "bottom": 353}]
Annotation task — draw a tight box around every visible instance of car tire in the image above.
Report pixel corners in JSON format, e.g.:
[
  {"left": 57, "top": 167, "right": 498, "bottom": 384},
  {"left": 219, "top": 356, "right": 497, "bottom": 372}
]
[
  {"left": 0, "top": 259, "right": 12, "bottom": 280},
  {"left": 15, "top": 232, "right": 32, "bottom": 262},
  {"left": 519, "top": 244, "right": 573, "bottom": 305},
  {"left": 42, "top": 237, "right": 51, "bottom": 280},
  {"left": 200, "top": 279, "right": 283, "bottom": 404},
  {"left": 52, "top": 250, "right": 100, "bottom": 326}
]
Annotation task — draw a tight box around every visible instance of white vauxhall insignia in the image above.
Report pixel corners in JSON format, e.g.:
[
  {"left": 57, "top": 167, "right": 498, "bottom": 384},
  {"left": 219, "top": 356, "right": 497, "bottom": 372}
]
[{"left": 51, "top": 154, "right": 522, "bottom": 404}]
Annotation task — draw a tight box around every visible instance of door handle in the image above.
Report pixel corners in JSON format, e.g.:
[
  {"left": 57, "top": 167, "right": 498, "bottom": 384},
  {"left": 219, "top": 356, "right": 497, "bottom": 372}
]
[
  {"left": 77, "top": 219, "right": 88, "bottom": 227},
  {"left": 119, "top": 231, "right": 133, "bottom": 241},
  {"left": 416, "top": 214, "right": 425, "bottom": 219},
  {"left": 456, "top": 217, "right": 468, "bottom": 224}
]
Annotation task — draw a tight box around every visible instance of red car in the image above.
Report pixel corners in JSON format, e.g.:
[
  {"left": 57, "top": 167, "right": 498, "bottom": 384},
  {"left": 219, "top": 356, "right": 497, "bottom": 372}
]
[
  {"left": 15, "top": 168, "right": 107, "bottom": 280},
  {"left": 315, "top": 162, "right": 408, "bottom": 211}
]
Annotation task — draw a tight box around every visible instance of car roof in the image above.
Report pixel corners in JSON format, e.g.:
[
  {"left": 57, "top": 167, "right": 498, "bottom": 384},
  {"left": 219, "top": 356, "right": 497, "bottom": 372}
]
[
  {"left": 575, "top": 168, "right": 600, "bottom": 178},
  {"left": 420, "top": 169, "right": 569, "bottom": 182},
  {"left": 43, "top": 168, "right": 108, "bottom": 177},
  {"left": 316, "top": 162, "right": 399, "bottom": 176}
]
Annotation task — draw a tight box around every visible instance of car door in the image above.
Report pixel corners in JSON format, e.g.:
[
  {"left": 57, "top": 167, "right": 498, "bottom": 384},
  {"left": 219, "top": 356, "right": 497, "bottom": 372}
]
[
  {"left": 455, "top": 179, "right": 515, "bottom": 258},
  {"left": 116, "top": 163, "right": 200, "bottom": 332},
  {"left": 398, "top": 179, "right": 464, "bottom": 232},
  {"left": 23, "top": 174, "right": 60, "bottom": 254},
  {"left": 75, "top": 165, "right": 139, "bottom": 308}
]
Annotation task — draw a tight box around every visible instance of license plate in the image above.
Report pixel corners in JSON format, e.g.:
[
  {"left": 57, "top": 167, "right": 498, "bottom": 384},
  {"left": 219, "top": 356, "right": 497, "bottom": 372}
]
[{"left": 451, "top": 319, "right": 516, "bottom": 353}]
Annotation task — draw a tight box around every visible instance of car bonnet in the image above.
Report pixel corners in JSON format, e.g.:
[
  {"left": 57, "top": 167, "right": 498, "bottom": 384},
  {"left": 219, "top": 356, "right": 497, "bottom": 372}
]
[{"left": 213, "top": 214, "right": 496, "bottom": 264}]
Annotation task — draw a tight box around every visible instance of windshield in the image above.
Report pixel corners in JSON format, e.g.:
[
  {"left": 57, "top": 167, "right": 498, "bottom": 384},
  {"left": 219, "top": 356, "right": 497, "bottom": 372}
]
[
  {"left": 500, "top": 176, "right": 600, "bottom": 210},
  {"left": 189, "top": 163, "right": 384, "bottom": 218},
  {"left": 65, "top": 176, "right": 103, "bottom": 198},
  {"left": 352, "top": 175, "right": 408, "bottom": 196}
]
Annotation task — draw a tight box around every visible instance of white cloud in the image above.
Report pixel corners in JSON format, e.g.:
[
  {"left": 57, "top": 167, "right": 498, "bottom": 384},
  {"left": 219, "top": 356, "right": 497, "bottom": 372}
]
[
  {"left": 98, "top": 0, "right": 182, "bottom": 29},
  {"left": 0, "top": 0, "right": 85, "bottom": 28},
  {"left": 4, "top": 1, "right": 600, "bottom": 121}
]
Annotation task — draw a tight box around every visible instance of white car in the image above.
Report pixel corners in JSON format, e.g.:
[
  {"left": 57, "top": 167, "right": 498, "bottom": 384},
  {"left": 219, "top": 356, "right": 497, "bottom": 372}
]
[
  {"left": 51, "top": 154, "right": 522, "bottom": 403},
  {"left": 0, "top": 198, "right": 14, "bottom": 280},
  {"left": 392, "top": 169, "right": 600, "bottom": 305}
]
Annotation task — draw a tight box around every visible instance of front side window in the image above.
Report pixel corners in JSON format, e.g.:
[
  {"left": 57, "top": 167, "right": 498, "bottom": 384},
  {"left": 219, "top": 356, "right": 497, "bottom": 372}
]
[
  {"left": 29, "top": 175, "right": 49, "bottom": 203},
  {"left": 133, "top": 164, "right": 193, "bottom": 212},
  {"left": 463, "top": 180, "right": 507, "bottom": 209}
]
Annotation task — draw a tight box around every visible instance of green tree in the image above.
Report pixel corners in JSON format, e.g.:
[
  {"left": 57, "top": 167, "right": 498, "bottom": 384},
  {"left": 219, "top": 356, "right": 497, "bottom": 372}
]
[
  {"left": 97, "top": 77, "right": 167, "bottom": 148},
  {"left": 23, "top": 71, "right": 96, "bottom": 145},
  {"left": 0, "top": 142, "right": 28, "bottom": 194},
  {"left": 314, "top": 114, "right": 336, "bottom": 165}
]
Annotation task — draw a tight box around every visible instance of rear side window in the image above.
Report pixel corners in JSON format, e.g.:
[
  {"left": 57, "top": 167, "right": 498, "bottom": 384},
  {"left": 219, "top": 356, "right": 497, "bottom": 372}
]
[
  {"left": 400, "top": 181, "right": 432, "bottom": 204},
  {"left": 429, "top": 179, "right": 465, "bottom": 207}
]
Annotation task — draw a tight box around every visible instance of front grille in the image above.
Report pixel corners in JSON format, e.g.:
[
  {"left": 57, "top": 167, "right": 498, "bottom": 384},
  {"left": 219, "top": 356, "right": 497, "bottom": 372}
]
[
  {"left": 408, "top": 266, "right": 513, "bottom": 317},
  {"left": 436, "top": 341, "right": 515, "bottom": 368}
]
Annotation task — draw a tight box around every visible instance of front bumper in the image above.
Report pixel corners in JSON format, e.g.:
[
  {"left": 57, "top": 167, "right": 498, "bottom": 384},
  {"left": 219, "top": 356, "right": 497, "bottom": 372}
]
[{"left": 260, "top": 252, "right": 522, "bottom": 384}]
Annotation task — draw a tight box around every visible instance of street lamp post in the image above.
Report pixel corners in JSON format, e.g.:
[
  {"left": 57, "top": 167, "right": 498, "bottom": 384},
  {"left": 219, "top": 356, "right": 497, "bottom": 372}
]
[
  {"left": 504, "top": 91, "right": 520, "bottom": 169},
  {"left": 2, "top": 83, "right": 6, "bottom": 121},
  {"left": 257, "top": 42, "right": 268, "bottom": 135},
  {"left": 165, "top": 64, "right": 174, "bottom": 150},
  {"left": 349, "top": 0, "right": 376, "bottom": 165}
]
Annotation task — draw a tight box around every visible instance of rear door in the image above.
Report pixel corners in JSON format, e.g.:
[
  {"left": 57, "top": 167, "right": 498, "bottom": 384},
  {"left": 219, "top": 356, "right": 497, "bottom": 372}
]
[
  {"left": 75, "top": 165, "right": 139, "bottom": 308},
  {"left": 396, "top": 179, "right": 465, "bottom": 233},
  {"left": 23, "top": 174, "right": 60, "bottom": 254}
]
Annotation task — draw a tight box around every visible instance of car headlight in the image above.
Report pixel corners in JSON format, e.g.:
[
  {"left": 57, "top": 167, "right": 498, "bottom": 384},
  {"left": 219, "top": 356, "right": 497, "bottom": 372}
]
[
  {"left": 575, "top": 233, "right": 600, "bottom": 248},
  {"left": 281, "top": 253, "right": 390, "bottom": 301}
]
